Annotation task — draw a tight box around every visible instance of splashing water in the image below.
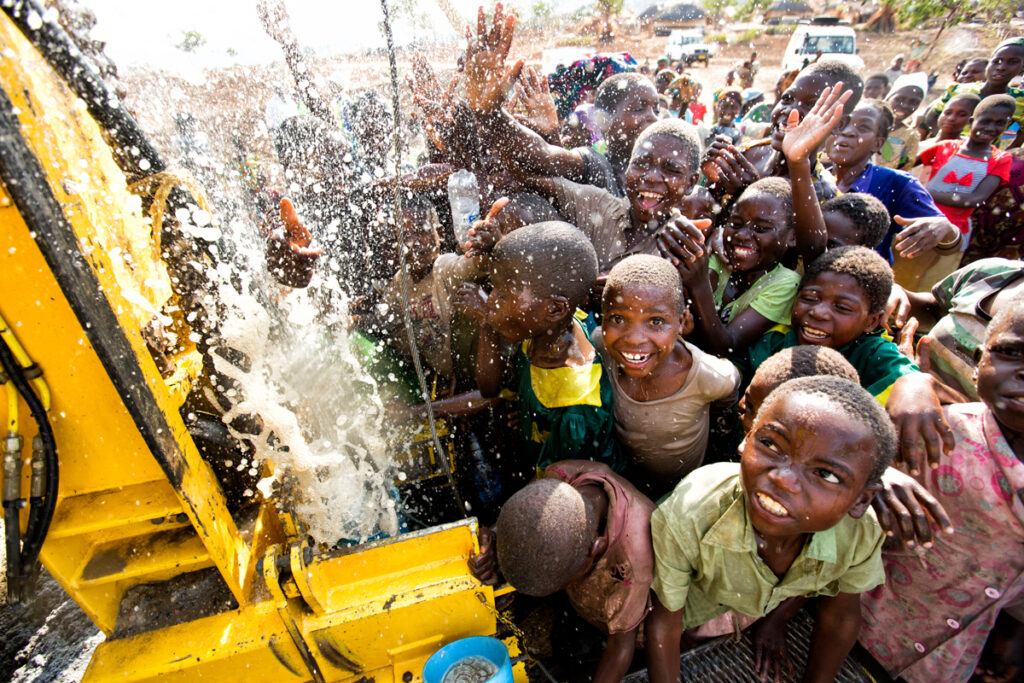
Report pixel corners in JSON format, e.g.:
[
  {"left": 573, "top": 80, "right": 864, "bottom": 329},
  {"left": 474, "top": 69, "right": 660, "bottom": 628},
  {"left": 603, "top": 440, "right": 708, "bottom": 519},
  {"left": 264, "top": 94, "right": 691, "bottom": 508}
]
[
  {"left": 200, "top": 220, "right": 399, "bottom": 545},
  {"left": 442, "top": 656, "right": 499, "bottom": 683}
]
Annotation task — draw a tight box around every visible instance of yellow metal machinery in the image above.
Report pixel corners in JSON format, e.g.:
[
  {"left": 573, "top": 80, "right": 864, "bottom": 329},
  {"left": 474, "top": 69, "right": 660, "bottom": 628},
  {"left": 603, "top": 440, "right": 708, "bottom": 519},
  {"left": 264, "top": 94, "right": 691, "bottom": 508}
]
[{"left": 0, "top": 2, "right": 522, "bottom": 680}]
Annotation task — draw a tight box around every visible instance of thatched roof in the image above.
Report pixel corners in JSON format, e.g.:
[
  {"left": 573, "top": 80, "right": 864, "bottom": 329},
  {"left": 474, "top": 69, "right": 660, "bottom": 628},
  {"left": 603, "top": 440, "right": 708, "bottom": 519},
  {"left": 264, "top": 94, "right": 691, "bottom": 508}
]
[
  {"left": 765, "top": 0, "right": 813, "bottom": 13},
  {"left": 655, "top": 3, "right": 706, "bottom": 21}
]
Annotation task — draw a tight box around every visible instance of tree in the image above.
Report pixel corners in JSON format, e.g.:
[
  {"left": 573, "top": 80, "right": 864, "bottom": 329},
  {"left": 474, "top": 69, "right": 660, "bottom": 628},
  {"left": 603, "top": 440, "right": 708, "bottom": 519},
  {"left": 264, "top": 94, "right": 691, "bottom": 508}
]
[
  {"left": 596, "top": 0, "right": 625, "bottom": 20},
  {"left": 176, "top": 30, "right": 206, "bottom": 53},
  {"left": 896, "top": 0, "right": 1016, "bottom": 62},
  {"left": 703, "top": 0, "right": 737, "bottom": 24}
]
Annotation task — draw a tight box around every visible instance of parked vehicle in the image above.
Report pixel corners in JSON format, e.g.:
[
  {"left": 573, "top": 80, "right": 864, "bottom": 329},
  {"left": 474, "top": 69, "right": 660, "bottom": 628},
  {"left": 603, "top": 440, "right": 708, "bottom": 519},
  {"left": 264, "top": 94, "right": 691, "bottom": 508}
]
[
  {"left": 780, "top": 19, "right": 864, "bottom": 73},
  {"left": 664, "top": 28, "right": 714, "bottom": 67}
]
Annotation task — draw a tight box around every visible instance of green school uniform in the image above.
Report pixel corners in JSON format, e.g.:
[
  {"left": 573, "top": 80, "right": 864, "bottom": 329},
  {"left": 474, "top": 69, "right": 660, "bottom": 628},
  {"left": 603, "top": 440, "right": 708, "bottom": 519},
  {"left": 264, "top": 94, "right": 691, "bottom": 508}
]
[
  {"left": 739, "top": 325, "right": 919, "bottom": 404},
  {"left": 709, "top": 254, "right": 801, "bottom": 326},
  {"left": 651, "top": 463, "right": 885, "bottom": 625},
  {"left": 512, "top": 317, "right": 620, "bottom": 472}
]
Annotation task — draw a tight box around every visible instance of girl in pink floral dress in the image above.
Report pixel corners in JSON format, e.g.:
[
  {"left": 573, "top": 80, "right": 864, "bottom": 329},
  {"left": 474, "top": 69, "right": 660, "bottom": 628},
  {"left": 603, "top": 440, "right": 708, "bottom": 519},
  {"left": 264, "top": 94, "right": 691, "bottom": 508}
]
[{"left": 859, "top": 299, "right": 1024, "bottom": 681}]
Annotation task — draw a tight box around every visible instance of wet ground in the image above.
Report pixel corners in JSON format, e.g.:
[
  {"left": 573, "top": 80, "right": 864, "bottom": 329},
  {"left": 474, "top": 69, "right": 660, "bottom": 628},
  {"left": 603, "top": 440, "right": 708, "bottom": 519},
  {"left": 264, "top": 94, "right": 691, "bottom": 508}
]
[{"left": 1, "top": 570, "right": 102, "bottom": 682}]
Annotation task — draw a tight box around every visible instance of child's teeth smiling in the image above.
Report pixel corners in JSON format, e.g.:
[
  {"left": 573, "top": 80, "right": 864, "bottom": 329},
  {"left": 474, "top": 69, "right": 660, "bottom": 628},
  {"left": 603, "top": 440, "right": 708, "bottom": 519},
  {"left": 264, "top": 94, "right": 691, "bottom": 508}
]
[
  {"left": 732, "top": 245, "right": 757, "bottom": 259},
  {"left": 801, "top": 325, "right": 829, "bottom": 341},
  {"left": 621, "top": 351, "right": 652, "bottom": 364},
  {"left": 756, "top": 492, "right": 789, "bottom": 517},
  {"left": 637, "top": 191, "right": 663, "bottom": 210}
]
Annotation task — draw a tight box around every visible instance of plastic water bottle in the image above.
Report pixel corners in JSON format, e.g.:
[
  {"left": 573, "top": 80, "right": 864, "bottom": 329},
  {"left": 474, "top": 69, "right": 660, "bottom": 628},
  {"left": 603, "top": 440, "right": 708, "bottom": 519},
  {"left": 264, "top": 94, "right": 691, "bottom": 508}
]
[
  {"left": 447, "top": 169, "right": 480, "bottom": 246},
  {"left": 466, "top": 431, "right": 501, "bottom": 506}
]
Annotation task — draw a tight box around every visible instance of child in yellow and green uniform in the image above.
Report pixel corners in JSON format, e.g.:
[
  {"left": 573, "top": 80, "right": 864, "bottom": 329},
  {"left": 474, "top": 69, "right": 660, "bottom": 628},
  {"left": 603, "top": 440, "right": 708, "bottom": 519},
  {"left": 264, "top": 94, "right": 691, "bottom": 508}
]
[{"left": 457, "top": 221, "right": 619, "bottom": 473}]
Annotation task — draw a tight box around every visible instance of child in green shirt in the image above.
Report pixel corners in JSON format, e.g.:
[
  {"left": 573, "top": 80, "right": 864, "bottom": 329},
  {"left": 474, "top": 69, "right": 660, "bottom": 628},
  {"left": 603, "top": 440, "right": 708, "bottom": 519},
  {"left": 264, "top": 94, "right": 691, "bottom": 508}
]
[
  {"left": 458, "top": 222, "right": 618, "bottom": 472},
  {"left": 645, "top": 376, "right": 895, "bottom": 683}
]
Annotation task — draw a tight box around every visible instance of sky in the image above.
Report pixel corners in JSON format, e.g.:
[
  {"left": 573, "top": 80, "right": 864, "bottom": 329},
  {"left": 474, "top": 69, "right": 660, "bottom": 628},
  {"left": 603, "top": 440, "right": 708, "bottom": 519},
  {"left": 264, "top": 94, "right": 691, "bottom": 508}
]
[{"left": 83, "top": 0, "right": 603, "bottom": 71}]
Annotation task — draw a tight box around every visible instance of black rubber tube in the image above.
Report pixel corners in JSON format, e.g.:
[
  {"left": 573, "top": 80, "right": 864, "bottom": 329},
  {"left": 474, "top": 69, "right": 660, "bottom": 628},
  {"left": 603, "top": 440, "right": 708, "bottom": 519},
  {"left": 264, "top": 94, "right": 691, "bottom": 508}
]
[{"left": 0, "top": 335, "right": 58, "bottom": 594}]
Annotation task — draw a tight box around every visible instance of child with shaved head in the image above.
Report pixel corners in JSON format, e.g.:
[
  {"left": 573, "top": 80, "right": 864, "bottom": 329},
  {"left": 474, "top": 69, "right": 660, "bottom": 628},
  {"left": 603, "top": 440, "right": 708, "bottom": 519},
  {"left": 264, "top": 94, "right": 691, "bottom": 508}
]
[{"left": 477, "top": 459, "right": 656, "bottom": 683}]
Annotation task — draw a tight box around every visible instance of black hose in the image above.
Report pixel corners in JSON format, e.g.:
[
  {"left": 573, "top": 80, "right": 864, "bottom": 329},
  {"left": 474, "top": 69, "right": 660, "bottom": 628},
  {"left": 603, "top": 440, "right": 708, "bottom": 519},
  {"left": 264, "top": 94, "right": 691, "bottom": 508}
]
[{"left": 0, "top": 334, "right": 58, "bottom": 598}]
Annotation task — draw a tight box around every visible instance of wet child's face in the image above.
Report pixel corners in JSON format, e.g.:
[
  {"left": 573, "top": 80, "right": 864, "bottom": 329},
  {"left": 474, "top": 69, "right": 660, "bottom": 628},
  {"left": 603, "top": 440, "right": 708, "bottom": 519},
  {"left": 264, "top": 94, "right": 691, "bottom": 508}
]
[
  {"left": 863, "top": 77, "right": 888, "bottom": 100},
  {"left": 976, "top": 313, "right": 1024, "bottom": 441},
  {"left": 601, "top": 283, "right": 690, "bottom": 379},
  {"left": 607, "top": 84, "right": 659, "bottom": 151},
  {"left": 741, "top": 391, "right": 877, "bottom": 538},
  {"left": 887, "top": 86, "right": 924, "bottom": 124},
  {"left": 823, "top": 210, "right": 863, "bottom": 249},
  {"left": 770, "top": 72, "right": 831, "bottom": 151},
  {"left": 969, "top": 105, "right": 1014, "bottom": 147},
  {"left": 722, "top": 193, "right": 793, "bottom": 274},
  {"left": 987, "top": 46, "right": 1024, "bottom": 87},
  {"left": 486, "top": 263, "right": 558, "bottom": 343},
  {"left": 625, "top": 134, "right": 698, "bottom": 224},
  {"left": 959, "top": 59, "right": 988, "bottom": 83},
  {"left": 791, "top": 272, "right": 883, "bottom": 349},
  {"left": 401, "top": 215, "right": 440, "bottom": 278},
  {"left": 827, "top": 106, "right": 885, "bottom": 168},
  {"left": 716, "top": 95, "right": 742, "bottom": 126},
  {"left": 937, "top": 99, "right": 976, "bottom": 135}
]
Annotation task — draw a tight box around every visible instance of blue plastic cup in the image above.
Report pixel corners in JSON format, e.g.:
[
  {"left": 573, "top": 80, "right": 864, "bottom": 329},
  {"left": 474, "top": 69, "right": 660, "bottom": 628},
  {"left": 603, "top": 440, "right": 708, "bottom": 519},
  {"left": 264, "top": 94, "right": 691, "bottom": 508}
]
[{"left": 421, "top": 636, "right": 513, "bottom": 683}]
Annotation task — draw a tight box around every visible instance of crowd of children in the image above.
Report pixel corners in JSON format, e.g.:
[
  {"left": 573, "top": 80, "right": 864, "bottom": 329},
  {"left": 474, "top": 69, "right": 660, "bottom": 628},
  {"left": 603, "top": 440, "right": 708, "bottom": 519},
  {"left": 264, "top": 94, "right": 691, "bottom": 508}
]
[{"left": 256, "top": 4, "right": 1024, "bottom": 681}]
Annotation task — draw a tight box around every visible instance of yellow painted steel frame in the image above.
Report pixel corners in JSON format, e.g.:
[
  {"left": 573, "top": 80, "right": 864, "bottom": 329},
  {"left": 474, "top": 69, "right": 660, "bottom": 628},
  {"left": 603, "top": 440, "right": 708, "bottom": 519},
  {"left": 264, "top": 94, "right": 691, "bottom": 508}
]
[{"left": 0, "top": 9, "right": 516, "bottom": 682}]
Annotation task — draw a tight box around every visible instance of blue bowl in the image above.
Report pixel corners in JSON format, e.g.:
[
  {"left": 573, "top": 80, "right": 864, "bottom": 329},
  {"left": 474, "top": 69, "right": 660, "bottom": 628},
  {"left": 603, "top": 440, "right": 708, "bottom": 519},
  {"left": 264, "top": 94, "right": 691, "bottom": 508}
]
[{"left": 422, "top": 636, "right": 513, "bottom": 683}]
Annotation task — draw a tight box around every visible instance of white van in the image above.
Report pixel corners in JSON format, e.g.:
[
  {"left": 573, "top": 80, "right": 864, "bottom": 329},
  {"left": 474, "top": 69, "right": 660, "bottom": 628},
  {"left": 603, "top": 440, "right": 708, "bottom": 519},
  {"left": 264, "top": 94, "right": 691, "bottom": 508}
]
[
  {"left": 664, "top": 28, "right": 715, "bottom": 66},
  {"left": 781, "top": 21, "right": 865, "bottom": 73}
]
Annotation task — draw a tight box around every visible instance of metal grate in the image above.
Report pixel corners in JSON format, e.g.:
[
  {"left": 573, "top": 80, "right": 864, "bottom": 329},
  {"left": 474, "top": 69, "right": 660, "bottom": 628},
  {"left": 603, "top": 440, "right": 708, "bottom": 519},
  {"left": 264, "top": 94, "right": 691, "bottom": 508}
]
[{"left": 624, "top": 610, "right": 879, "bottom": 682}]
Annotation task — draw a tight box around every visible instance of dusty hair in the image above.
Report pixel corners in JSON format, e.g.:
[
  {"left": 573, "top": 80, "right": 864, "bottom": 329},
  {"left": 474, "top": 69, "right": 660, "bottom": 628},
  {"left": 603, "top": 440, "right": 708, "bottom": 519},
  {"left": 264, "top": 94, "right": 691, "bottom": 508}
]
[
  {"left": 803, "top": 246, "right": 893, "bottom": 314},
  {"left": 491, "top": 221, "right": 599, "bottom": 309},
  {"left": 604, "top": 254, "right": 685, "bottom": 311},
  {"left": 759, "top": 375, "right": 895, "bottom": 483},
  {"left": 821, "top": 193, "right": 890, "bottom": 248},
  {"left": 495, "top": 478, "right": 597, "bottom": 596},
  {"left": 799, "top": 59, "right": 865, "bottom": 115},
  {"left": 752, "top": 346, "right": 860, "bottom": 398},
  {"left": 630, "top": 118, "right": 702, "bottom": 176}
]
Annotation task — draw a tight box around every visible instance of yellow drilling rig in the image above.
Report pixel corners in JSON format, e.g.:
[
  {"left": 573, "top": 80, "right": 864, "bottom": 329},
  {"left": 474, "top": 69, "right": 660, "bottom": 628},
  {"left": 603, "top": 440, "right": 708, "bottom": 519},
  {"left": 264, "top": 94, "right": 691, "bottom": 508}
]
[{"left": 0, "top": 1, "right": 523, "bottom": 680}]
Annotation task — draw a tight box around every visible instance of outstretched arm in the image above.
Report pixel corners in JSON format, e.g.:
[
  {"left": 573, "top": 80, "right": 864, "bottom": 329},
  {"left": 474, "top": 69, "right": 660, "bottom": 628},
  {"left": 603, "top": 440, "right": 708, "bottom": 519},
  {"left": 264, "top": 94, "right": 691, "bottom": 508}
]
[
  {"left": 929, "top": 174, "right": 1003, "bottom": 208},
  {"left": 257, "top": 0, "right": 334, "bottom": 124},
  {"left": 462, "top": 4, "right": 586, "bottom": 179},
  {"left": 781, "top": 83, "right": 851, "bottom": 264}
]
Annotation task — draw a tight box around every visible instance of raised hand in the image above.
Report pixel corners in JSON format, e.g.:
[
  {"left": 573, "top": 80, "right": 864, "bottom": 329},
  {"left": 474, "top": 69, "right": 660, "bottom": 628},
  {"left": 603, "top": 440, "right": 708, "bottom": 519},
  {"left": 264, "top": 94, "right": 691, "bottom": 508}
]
[
  {"left": 257, "top": 0, "right": 293, "bottom": 45},
  {"left": 512, "top": 65, "right": 559, "bottom": 139},
  {"left": 781, "top": 83, "right": 851, "bottom": 164},
  {"left": 464, "top": 196, "right": 509, "bottom": 258},
  {"left": 464, "top": 3, "right": 522, "bottom": 114},
  {"left": 266, "top": 197, "right": 322, "bottom": 288}
]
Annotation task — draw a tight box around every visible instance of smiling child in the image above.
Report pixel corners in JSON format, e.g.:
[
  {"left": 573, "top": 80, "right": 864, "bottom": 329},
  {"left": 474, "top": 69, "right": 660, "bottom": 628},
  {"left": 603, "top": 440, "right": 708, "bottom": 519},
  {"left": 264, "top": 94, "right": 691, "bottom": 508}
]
[
  {"left": 516, "top": 118, "right": 706, "bottom": 271},
  {"left": 645, "top": 375, "right": 895, "bottom": 683},
  {"left": 597, "top": 255, "right": 739, "bottom": 495},
  {"left": 920, "top": 92, "right": 980, "bottom": 147},
  {"left": 876, "top": 74, "right": 927, "bottom": 171},
  {"left": 919, "top": 94, "right": 1015, "bottom": 247},
  {"left": 741, "top": 246, "right": 918, "bottom": 402}
]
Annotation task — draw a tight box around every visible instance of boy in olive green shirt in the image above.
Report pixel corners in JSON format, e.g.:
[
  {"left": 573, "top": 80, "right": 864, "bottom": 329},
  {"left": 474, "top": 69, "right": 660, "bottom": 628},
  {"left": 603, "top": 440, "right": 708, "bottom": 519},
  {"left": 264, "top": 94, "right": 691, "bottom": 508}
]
[{"left": 646, "top": 376, "right": 894, "bottom": 683}]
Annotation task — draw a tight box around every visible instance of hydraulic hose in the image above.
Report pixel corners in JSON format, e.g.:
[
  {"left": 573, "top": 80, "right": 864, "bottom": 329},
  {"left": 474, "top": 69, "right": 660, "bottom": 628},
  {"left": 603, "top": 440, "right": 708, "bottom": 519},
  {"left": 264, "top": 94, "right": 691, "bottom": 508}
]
[{"left": 0, "top": 333, "right": 57, "bottom": 600}]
